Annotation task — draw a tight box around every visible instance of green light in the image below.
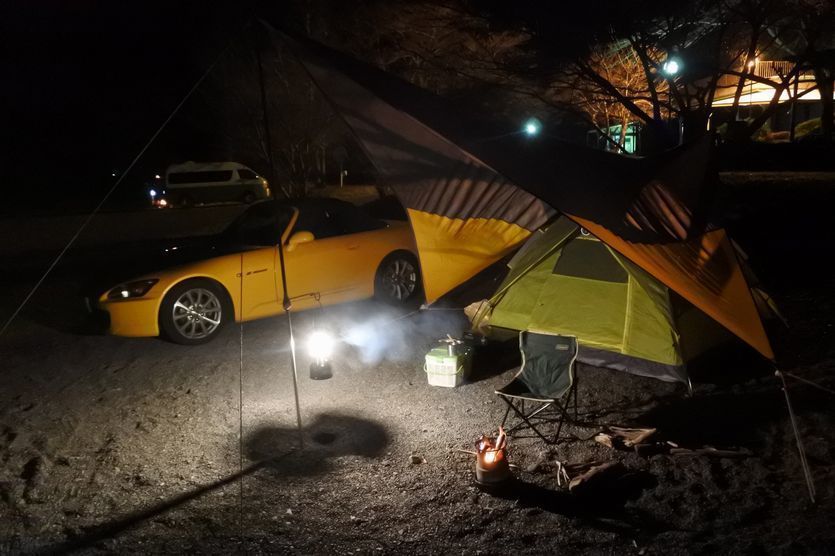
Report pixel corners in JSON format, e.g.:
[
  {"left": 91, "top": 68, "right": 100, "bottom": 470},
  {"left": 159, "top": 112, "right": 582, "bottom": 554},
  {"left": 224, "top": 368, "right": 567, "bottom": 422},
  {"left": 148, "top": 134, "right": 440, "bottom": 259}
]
[
  {"left": 663, "top": 58, "right": 681, "bottom": 76},
  {"left": 523, "top": 117, "right": 542, "bottom": 136}
]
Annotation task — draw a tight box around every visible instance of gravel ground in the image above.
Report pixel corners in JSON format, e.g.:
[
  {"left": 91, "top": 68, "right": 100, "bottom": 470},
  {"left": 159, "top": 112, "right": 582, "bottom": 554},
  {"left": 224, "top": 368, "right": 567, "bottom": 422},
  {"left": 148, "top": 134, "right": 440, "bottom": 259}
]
[{"left": 1, "top": 178, "right": 834, "bottom": 554}]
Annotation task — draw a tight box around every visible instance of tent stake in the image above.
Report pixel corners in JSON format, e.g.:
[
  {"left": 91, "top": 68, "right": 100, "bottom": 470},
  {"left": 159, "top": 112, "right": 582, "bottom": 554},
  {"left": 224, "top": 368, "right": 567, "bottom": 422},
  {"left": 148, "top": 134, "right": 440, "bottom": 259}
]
[{"left": 776, "top": 369, "right": 815, "bottom": 504}]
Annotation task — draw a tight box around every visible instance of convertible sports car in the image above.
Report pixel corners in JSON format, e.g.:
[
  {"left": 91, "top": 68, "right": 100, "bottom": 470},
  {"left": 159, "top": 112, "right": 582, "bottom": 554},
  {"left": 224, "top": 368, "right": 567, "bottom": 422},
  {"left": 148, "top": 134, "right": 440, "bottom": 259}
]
[{"left": 97, "top": 198, "right": 420, "bottom": 344}]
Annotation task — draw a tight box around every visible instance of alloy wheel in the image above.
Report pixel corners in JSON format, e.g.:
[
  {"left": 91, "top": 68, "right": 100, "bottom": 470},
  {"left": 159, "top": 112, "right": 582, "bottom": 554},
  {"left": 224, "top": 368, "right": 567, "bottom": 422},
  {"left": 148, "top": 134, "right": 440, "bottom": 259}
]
[
  {"left": 171, "top": 288, "right": 222, "bottom": 340},
  {"left": 381, "top": 258, "right": 417, "bottom": 301}
]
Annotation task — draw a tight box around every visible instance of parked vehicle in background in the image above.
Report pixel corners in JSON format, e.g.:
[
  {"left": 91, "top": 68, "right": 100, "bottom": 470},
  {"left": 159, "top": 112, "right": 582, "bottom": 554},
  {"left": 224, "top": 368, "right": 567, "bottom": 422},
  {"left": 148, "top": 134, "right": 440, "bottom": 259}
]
[{"left": 163, "top": 161, "right": 271, "bottom": 207}]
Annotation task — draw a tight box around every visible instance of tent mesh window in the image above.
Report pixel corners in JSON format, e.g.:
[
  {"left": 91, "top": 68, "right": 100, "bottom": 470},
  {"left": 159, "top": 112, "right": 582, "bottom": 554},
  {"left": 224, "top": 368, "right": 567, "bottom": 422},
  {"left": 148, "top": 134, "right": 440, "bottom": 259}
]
[{"left": 552, "top": 237, "right": 628, "bottom": 283}]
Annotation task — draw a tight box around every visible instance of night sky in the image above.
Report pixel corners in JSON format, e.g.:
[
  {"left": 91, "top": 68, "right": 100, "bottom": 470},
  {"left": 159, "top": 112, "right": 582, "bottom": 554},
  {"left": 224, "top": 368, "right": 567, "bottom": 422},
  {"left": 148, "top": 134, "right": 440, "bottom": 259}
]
[
  {"left": 1, "top": 1, "right": 248, "bottom": 211},
  {"left": 0, "top": 0, "right": 651, "bottom": 213}
]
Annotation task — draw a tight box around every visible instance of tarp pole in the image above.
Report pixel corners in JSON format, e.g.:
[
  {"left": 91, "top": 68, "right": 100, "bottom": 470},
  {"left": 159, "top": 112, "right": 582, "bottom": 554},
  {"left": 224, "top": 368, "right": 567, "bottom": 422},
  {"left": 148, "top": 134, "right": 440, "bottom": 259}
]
[
  {"left": 776, "top": 369, "right": 816, "bottom": 503},
  {"left": 256, "top": 25, "right": 304, "bottom": 450}
]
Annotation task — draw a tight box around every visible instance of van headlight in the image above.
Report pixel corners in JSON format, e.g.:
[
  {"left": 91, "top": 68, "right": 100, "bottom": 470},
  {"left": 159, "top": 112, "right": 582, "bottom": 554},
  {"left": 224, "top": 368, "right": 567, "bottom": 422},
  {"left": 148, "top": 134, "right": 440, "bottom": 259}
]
[{"left": 107, "top": 279, "right": 159, "bottom": 300}]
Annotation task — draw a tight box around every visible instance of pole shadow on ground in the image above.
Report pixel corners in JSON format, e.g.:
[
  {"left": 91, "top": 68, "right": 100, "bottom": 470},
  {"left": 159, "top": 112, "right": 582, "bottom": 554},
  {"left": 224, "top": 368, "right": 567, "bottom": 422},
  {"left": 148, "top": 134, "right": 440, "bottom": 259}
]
[{"left": 44, "top": 412, "right": 389, "bottom": 554}]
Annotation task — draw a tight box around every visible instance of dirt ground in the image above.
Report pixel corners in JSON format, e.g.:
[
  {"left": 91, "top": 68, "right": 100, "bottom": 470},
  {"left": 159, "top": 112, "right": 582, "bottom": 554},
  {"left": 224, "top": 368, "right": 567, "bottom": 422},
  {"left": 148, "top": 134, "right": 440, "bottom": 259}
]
[{"left": 1, "top": 177, "right": 834, "bottom": 554}]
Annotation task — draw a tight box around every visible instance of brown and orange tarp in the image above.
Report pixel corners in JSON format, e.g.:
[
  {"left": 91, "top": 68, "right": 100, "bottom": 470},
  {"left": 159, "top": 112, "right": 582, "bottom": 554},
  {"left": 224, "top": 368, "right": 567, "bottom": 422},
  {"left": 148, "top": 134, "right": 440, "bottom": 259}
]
[{"left": 273, "top": 27, "right": 774, "bottom": 363}]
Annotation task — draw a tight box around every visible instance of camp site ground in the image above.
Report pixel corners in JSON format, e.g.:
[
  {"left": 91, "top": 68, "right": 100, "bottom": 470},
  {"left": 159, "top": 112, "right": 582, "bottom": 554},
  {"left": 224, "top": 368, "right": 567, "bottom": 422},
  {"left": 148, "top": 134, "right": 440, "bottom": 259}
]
[{"left": 0, "top": 174, "right": 834, "bottom": 553}]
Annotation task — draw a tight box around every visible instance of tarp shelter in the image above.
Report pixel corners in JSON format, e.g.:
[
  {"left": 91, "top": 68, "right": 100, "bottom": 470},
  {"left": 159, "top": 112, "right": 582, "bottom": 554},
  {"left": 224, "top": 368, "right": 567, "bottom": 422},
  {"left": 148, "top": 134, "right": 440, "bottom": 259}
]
[{"left": 272, "top": 26, "right": 775, "bottom": 373}]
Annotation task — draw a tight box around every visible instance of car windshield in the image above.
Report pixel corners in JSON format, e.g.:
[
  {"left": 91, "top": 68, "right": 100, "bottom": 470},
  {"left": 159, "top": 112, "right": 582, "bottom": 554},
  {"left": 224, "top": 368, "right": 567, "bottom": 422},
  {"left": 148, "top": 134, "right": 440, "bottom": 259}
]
[{"left": 222, "top": 201, "right": 293, "bottom": 246}]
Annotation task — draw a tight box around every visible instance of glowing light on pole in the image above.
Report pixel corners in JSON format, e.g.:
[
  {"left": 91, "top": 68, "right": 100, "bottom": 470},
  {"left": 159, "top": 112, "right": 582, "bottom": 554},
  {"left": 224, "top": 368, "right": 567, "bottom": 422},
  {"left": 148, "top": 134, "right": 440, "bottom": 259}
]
[
  {"left": 662, "top": 58, "right": 681, "bottom": 76},
  {"left": 307, "top": 329, "right": 335, "bottom": 380},
  {"left": 523, "top": 117, "right": 542, "bottom": 137}
]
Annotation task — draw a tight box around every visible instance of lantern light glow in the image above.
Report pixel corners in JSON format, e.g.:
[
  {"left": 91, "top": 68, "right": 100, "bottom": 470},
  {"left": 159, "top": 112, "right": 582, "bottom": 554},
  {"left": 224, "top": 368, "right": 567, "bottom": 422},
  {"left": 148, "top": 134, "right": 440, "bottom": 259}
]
[{"left": 307, "top": 329, "right": 335, "bottom": 361}]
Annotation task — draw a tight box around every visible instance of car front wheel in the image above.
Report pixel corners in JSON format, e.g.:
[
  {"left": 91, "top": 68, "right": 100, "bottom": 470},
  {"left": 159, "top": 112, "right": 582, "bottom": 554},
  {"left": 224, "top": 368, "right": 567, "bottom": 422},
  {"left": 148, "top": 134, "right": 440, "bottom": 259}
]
[
  {"left": 159, "top": 279, "right": 231, "bottom": 344},
  {"left": 375, "top": 251, "right": 421, "bottom": 304}
]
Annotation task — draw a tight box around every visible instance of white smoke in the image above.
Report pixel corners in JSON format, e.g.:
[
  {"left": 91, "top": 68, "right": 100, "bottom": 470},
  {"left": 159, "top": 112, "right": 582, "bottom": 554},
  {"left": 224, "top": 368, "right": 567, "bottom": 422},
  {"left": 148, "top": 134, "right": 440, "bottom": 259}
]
[{"left": 336, "top": 306, "right": 468, "bottom": 365}]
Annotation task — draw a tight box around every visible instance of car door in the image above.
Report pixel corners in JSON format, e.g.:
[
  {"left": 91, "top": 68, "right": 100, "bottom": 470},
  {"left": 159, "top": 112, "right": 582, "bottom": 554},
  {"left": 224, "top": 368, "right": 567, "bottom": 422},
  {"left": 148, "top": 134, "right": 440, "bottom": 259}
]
[
  {"left": 239, "top": 247, "right": 280, "bottom": 320},
  {"left": 225, "top": 202, "right": 291, "bottom": 320},
  {"left": 282, "top": 202, "right": 382, "bottom": 307}
]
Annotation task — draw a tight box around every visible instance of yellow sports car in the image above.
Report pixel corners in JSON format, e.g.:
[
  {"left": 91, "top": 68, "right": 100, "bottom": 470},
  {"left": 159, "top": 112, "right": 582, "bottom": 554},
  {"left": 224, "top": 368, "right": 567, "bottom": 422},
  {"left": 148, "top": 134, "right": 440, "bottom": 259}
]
[{"left": 97, "top": 199, "right": 420, "bottom": 344}]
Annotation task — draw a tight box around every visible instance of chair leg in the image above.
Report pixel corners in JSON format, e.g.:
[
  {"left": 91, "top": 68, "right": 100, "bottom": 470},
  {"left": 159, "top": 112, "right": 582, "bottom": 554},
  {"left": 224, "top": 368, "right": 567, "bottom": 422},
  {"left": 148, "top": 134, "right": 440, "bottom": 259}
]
[
  {"left": 499, "top": 398, "right": 522, "bottom": 434},
  {"left": 504, "top": 399, "right": 553, "bottom": 444},
  {"left": 553, "top": 402, "right": 573, "bottom": 444},
  {"left": 573, "top": 375, "right": 579, "bottom": 420},
  {"left": 526, "top": 402, "right": 554, "bottom": 420},
  {"left": 553, "top": 375, "right": 580, "bottom": 443}
]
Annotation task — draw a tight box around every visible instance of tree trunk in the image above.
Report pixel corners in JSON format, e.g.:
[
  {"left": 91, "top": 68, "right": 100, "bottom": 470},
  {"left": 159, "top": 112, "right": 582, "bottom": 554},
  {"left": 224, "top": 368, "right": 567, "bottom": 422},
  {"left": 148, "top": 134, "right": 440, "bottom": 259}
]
[
  {"left": 733, "top": 34, "right": 761, "bottom": 119},
  {"left": 618, "top": 117, "right": 628, "bottom": 151},
  {"left": 641, "top": 119, "right": 677, "bottom": 154},
  {"left": 682, "top": 109, "right": 710, "bottom": 143},
  {"left": 744, "top": 76, "right": 796, "bottom": 138}
]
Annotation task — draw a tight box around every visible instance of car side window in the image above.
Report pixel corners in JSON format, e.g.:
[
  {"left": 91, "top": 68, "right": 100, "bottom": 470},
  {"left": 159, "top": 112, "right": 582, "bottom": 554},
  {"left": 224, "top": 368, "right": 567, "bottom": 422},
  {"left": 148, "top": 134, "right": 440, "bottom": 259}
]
[
  {"left": 231, "top": 204, "right": 292, "bottom": 246},
  {"left": 293, "top": 207, "right": 341, "bottom": 239},
  {"left": 292, "top": 202, "right": 387, "bottom": 240},
  {"left": 330, "top": 204, "right": 387, "bottom": 235}
]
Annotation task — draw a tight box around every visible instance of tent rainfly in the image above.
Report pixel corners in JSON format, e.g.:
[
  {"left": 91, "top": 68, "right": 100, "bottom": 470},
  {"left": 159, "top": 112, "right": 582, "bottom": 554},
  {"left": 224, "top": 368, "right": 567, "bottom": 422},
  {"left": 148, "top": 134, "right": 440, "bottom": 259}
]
[{"left": 271, "top": 28, "right": 818, "bottom": 500}]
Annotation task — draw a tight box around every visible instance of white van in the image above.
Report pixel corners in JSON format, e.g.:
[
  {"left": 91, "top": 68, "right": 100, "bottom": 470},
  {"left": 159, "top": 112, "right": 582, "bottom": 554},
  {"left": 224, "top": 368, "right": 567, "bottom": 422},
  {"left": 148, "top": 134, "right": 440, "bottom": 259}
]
[{"left": 163, "top": 162, "right": 271, "bottom": 207}]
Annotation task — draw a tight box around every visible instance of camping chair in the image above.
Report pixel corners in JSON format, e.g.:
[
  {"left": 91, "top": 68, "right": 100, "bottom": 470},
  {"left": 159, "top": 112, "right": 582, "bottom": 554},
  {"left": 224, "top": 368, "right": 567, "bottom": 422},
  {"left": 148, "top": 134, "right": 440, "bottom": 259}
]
[{"left": 495, "top": 332, "right": 579, "bottom": 445}]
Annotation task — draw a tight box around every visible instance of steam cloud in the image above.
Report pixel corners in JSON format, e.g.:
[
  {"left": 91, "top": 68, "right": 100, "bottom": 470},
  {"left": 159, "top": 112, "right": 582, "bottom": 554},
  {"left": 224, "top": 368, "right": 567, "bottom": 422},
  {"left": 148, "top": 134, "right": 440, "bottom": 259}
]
[{"left": 332, "top": 306, "right": 469, "bottom": 365}]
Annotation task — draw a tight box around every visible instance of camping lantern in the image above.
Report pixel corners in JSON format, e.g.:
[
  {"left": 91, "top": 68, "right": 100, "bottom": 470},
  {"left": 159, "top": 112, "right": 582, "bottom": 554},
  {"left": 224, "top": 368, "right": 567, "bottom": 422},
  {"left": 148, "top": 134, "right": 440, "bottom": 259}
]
[
  {"left": 307, "top": 329, "right": 334, "bottom": 380},
  {"left": 475, "top": 427, "right": 512, "bottom": 486}
]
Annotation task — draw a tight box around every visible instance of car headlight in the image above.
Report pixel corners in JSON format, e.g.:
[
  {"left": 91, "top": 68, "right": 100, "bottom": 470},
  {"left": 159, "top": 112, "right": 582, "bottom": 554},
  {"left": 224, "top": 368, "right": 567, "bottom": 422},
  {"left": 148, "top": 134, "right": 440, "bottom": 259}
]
[{"left": 107, "top": 279, "right": 159, "bottom": 300}]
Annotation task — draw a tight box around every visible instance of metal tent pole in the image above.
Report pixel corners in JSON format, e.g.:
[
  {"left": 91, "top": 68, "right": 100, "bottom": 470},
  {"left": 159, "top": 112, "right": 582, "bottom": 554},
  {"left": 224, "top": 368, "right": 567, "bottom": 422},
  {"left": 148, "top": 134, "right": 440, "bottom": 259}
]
[
  {"left": 776, "top": 369, "right": 815, "bottom": 504},
  {"left": 255, "top": 26, "right": 304, "bottom": 449}
]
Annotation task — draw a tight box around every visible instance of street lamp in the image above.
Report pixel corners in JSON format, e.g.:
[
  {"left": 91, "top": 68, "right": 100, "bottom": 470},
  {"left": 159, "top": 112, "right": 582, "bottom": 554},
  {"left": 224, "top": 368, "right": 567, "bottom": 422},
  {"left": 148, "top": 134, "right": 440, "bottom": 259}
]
[
  {"left": 661, "top": 55, "right": 683, "bottom": 144},
  {"left": 522, "top": 117, "right": 542, "bottom": 137},
  {"left": 662, "top": 57, "right": 682, "bottom": 76}
]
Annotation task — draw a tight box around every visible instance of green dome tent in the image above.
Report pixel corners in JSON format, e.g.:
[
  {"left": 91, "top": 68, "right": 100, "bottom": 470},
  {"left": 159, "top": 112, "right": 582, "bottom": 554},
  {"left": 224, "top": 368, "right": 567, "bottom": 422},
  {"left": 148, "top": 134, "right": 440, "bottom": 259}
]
[{"left": 475, "top": 216, "right": 779, "bottom": 384}]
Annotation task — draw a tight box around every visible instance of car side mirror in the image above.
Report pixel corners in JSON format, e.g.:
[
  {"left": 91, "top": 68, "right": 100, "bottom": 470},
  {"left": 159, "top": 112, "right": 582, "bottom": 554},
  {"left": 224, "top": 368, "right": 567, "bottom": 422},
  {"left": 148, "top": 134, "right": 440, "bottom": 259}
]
[{"left": 286, "top": 230, "right": 315, "bottom": 251}]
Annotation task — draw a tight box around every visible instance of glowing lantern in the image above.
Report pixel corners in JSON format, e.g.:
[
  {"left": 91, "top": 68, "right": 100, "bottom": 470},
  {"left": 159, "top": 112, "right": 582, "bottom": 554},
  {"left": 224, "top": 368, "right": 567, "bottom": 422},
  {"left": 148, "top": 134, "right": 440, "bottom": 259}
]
[{"left": 307, "top": 329, "right": 335, "bottom": 380}]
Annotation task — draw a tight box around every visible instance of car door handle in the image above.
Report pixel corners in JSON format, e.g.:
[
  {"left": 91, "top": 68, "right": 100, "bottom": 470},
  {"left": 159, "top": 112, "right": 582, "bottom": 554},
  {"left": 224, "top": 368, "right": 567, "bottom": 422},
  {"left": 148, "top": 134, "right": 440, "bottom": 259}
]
[{"left": 347, "top": 244, "right": 360, "bottom": 250}]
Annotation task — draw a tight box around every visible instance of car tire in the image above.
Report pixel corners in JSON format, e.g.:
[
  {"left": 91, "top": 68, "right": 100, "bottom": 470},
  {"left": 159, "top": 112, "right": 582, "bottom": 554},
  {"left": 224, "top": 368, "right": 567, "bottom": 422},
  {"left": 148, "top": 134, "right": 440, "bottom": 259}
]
[
  {"left": 374, "top": 251, "right": 421, "bottom": 304},
  {"left": 159, "top": 279, "right": 232, "bottom": 345},
  {"left": 241, "top": 191, "right": 257, "bottom": 204}
]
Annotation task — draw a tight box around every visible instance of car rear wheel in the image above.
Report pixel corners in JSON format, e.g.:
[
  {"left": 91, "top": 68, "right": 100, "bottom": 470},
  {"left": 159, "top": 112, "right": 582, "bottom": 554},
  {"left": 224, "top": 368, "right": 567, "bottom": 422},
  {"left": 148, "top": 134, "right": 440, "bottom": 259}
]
[
  {"left": 375, "top": 251, "right": 421, "bottom": 304},
  {"left": 159, "top": 279, "right": 231, "bottom": 345}
]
